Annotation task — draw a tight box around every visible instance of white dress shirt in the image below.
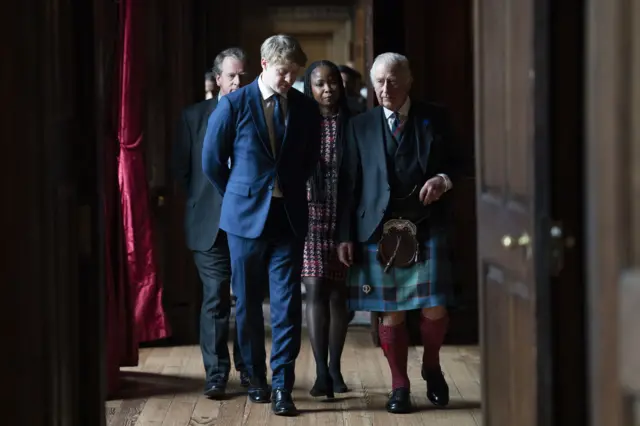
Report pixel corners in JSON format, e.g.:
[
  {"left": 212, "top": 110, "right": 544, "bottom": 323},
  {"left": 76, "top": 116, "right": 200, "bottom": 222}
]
[{"left": 382, "top": 97, "right": 452, "bottom": 192}]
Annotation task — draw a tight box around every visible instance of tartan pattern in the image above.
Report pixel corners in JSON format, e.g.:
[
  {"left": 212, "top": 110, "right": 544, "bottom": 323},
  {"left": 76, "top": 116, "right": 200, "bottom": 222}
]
[{"left": 346, "top": 227, "right": 454, "bottom": 312}]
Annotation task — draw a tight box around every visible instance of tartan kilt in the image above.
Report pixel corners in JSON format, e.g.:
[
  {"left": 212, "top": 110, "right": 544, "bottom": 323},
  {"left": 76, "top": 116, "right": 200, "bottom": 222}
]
[{"left": 346, "top": 227, "right": 454, "bottom": 312}]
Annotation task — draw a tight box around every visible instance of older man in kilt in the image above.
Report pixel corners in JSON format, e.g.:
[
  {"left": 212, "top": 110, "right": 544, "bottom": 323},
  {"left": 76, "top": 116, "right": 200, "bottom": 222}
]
[{"left": 336, "top": 53, "right": 458, "bottom": 414}]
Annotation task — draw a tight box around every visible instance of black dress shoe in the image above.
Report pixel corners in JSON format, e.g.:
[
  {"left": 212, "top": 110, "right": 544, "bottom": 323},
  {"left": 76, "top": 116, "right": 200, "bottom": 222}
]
[
  {"left": 386, "top": 388, "right": 412, "bottom": 414},
  {"left": 239, "top": 371, "right": 250, "bottom": 388},
  {"left": 271, "top": 389, "right": 297, "bottom": 416},
  {"left": 422, "top": 368, "right": 450, "bottom": 407},
  {"left": 204, "top": 380, "right": 227, "bottom": 399},
  {"left": 248, "top": 378, "right": 271, "bottom": 403}
]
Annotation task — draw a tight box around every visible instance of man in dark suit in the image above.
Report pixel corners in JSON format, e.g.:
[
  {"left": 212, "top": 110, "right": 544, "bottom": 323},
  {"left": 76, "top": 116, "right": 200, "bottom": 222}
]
[
  {"left": 202, "top": 34, "right": 321, "bottom": 416},
  {"left": 172, "top": 47, "right": 249, "bottom": 399},
  {"left": 336, "top": 53, "right": 460, "bottom": 414}
]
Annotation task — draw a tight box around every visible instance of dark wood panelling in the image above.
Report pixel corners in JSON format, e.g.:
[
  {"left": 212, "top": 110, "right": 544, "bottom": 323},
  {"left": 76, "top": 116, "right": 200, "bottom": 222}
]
[
  {"left": 1, "top": 0, "right": 107, "bottom": 423},
  {"left": 405, "top": 0, "right": 477, "bottom": 343},
  {"left": 144, "top": 0, "right": 199, "bottom": 344}
]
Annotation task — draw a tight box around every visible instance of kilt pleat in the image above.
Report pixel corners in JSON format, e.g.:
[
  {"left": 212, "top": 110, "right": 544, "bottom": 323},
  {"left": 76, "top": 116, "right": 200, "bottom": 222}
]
[{"left": 346, "top": 228, "right": 454, "bottom": 312}]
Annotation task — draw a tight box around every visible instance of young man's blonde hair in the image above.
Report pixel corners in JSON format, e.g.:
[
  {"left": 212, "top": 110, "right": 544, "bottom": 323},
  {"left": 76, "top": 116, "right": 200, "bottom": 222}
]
[{"left": 260, "top": 34, "right": 308, "bottom": 67}]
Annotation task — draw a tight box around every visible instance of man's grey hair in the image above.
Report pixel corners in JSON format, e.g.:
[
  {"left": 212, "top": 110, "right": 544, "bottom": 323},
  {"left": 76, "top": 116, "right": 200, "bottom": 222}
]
[
  {"left": 369, "top": 52, "right": 412, "bottom": 83},
  {"left": 260, "top": 34, "right": 308, "bottom": 67},
  {"left": 212, "top": 47, "right": 247, "bottom": 77}
]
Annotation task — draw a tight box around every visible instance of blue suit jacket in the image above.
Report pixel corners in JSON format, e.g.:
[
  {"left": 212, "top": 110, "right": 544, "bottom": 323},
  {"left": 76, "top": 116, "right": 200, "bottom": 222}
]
[{"left": 202, "top": 79, "right": 322, "bottom": 239}]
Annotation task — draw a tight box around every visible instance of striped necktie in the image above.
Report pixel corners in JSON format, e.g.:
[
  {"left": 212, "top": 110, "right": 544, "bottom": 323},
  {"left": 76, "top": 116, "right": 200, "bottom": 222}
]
[{"left": 390, "top": 112, "right": 405, "bottom": 139}]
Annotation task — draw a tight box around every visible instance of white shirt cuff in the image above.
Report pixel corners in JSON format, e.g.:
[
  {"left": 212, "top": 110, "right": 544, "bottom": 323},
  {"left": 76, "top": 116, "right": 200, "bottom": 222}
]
[{"left": 437, "top": 173, "right": 452, "bottom": 191}]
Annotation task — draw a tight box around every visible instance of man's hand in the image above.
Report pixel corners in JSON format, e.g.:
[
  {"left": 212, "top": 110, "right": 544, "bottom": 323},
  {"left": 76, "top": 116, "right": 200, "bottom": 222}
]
[
  {"left": 337, "top": 242, "right": 354, "bottom": 267},
  {"left": 419, "top": 176, "right": 447, "bottom": 205}
]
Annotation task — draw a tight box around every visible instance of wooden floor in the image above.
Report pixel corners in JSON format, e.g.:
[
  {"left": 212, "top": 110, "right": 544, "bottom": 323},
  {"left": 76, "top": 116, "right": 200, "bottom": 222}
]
[{"left": 107, "top": 328, "right": 481, "bottom": 426}]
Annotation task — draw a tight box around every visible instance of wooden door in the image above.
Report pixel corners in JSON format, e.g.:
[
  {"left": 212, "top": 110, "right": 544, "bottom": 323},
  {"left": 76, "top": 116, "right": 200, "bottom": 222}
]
[
  {"left": 586, "top": 0, "right": 640, "bottom": 424},
  {"left": 474, "top": 0, "right": 552, "bottom": 425},
  {"left": 293, "top": 34, "right": 331, "bottom": 74}
]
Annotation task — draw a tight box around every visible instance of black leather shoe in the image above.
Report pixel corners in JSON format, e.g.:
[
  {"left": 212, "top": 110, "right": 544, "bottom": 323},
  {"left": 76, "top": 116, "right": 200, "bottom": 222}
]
[
  {"left": 248, "top": 378, "right": 271, "bottom": 403},
  {"left": 386, "top": 388, "right": 412, "bottom": 414},
  {"left": 204, "top": 380, "right": 227, "bottom": 399},
  {"left": 239, "top": 371, "right": 250, "bottom": 388},
  {"left": 422, "top": 368, "right": 450, "bottom": 407},
  {"left": 271, "top": 389, "right": 297, "bottom": 416}
]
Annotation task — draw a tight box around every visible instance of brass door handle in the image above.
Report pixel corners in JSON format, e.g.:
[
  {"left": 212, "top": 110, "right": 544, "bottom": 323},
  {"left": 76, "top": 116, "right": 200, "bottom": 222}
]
[{"left": 501, "top": 233, "right": 531, "bottom": 249}]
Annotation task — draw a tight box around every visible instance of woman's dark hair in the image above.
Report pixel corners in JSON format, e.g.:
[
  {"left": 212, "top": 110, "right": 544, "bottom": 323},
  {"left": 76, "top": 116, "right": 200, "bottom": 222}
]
[{"left": 303, "top": 60, "right": 351, "bottom": 203}]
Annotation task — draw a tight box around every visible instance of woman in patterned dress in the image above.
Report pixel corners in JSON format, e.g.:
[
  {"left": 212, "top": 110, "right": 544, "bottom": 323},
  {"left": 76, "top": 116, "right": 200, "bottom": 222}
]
[{"left": 302, "top": 61, "right": 351, "bottom": 399}]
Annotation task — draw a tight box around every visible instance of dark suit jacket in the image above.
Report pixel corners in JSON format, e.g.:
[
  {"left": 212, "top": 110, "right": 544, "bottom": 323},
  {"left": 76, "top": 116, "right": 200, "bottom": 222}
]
[
  {"left": 336, "top": 101, "right": 461, "bottom": 243},
  {"left": 172, "top": 97, "right": 222, "bottom": 252},
  {"left": 202, "top": 79, "right": 321, "bottom": 239},
  {"left": 346, "top": 96, "right": 366, "bottom": 115}
]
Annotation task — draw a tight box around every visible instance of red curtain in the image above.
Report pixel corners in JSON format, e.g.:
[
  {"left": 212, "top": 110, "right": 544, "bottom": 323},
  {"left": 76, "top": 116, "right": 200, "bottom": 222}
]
[
  {"left": 106, "top": 0, "right": 170, "bottom": 396},
  {"left": 104, "top": 137, "right": 135, "bottom": 395}
]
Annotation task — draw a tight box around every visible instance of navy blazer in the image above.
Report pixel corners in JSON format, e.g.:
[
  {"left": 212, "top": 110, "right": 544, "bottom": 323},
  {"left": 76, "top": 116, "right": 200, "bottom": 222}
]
[{"left": 202, "top": 79, "right": 322, "bottom": 239}]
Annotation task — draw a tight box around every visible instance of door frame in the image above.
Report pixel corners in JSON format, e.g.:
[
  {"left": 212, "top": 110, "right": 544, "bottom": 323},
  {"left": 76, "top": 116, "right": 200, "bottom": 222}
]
[
  {"left": 585, "top": 0, "right": 639, "bottom": 424},
  {"left": 531, "top": 0, "right": 555, "bottom": 423}
]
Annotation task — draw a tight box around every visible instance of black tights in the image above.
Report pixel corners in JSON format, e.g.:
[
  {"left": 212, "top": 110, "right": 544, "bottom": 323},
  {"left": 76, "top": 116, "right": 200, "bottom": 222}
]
[{"left": 304, "top": 277, "right": 349, "bottom": 391}]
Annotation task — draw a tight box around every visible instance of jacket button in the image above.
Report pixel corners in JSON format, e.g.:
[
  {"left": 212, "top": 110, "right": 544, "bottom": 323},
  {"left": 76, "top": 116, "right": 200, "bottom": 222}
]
[{"left": 268, "top": 184, "right": 274, "bottom": 190}]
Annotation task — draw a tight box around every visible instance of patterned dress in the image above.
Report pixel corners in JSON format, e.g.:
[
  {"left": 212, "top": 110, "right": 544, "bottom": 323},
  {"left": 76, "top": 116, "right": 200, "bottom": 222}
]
[{"left": 302, "top": 115, "right": 347, "bottom": 282}]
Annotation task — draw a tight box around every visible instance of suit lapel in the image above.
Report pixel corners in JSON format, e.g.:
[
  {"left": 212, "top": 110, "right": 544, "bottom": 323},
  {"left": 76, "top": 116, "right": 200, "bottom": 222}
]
[
  {"left": 374, "top": 107, "right": 388, "bottom": 169},
  {"left": 247, "top": 81, "right": 274, "bottom": 158}
]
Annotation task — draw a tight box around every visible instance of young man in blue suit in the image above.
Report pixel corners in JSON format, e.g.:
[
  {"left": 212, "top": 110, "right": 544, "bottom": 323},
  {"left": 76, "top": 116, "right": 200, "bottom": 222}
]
[{"left": 202, "top": 34, "right": 321, "bottom": 416}]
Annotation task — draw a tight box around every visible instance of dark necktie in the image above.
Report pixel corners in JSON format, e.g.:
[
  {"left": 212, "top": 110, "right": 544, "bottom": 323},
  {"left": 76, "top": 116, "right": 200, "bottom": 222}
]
[
  {"left": 272, "top": 95, "right": 286, "bottom": 153},
  {"left": 391, "top": 112, "right": 404, "bottom": 139}
]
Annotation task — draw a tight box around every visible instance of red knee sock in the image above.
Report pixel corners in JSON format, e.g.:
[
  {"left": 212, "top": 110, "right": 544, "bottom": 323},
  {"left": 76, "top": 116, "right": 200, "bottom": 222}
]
[
  {"left": 378, "top": 323, "right": 410, "bottom": 390},
  {"left": 419, "top": 314, "right": 449, "bottom": 371}
]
